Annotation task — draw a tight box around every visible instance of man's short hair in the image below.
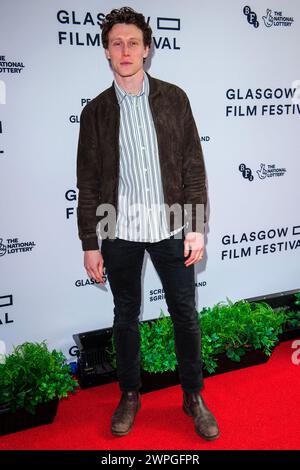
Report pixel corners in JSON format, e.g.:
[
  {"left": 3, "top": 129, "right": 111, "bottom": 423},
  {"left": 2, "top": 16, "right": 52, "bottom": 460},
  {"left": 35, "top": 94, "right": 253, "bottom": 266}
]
[{"left": 101, "top": 6, "right": 152, "bottom": 49}]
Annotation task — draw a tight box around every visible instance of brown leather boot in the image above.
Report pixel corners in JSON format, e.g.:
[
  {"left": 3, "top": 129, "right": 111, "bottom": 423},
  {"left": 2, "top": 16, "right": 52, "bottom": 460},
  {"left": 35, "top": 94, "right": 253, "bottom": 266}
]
[
  {"left": 183, "top": 391, "right": 220, "bottom": 441},
  {"left": 111, "top": 391, "right": 141, "bottom": 436}
]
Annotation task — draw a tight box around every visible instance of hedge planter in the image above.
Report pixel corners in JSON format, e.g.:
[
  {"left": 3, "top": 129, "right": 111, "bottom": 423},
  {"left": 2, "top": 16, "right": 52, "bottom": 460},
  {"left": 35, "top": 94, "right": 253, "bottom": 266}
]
[
  {"left": 202, "top": 347, "right": 271, "bottom": 377},
  {"left": 0, "top": 399, "right": 59, "bottom": 436},
  {"left": 277, "top": 302, "right": 300, "bottom": 342},
  {"left": 0, "top": 341, "right": 78, "bottom": 435},
  {"left": 278, "top": 327, "right": 300, "bottom": 342},
  {"left": 139, "top": 347, "right": 272, "bottom": 394},
  {"left": 76, "top": 298, "right": 288, "bottom": 393},
  {"left": 140, "top": 369, "right": 180, "bottom": 394}
]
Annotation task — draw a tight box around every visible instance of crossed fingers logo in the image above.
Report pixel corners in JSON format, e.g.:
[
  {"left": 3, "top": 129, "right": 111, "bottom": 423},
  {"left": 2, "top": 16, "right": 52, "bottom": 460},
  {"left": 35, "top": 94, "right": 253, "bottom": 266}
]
[{"left": 0, "top": 238, "right": 7, "bottom": 256}]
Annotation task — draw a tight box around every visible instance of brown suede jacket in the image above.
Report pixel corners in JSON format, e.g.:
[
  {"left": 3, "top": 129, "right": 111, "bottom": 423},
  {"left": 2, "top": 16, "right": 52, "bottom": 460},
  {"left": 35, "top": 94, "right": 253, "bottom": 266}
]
[{"left": 76, "top": 73, "right": 207, "bottom": 251}]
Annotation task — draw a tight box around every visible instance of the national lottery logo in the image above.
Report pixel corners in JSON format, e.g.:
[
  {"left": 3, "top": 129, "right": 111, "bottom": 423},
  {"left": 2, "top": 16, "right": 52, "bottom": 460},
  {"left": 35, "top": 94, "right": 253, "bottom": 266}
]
[
  {"left": 243, "top": 6, "right": 294, "bottom": 28},
  {"left": 0, "top": 55, "right": 25, "bottom": 74},
  {"left": 239, "top": 163, "right": 287, "bottom": 181},
  {"left": 0, "top": 237, "right": 36, "bottom": 256},
  {"left": 262, "top": 8, "right": 294, "bottom": 27},
  {"left": 0, "top": 238, "right": 7, "bottom": 256},
  {"left": 256, "top": 163, "right": 287, "bottom": 179}
]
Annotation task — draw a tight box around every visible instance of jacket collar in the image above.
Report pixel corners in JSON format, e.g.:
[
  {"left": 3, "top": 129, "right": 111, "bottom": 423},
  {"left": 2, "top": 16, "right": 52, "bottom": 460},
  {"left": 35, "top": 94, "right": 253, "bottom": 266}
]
[
  {"left": 109, "top": 72, "right": 160, "bottom": 107},
  {"left": 146, "top": 72, "right": 161, "bottom": 100},
  {"left": 113, "top": 72, "right": 149, "bottom": 104}
]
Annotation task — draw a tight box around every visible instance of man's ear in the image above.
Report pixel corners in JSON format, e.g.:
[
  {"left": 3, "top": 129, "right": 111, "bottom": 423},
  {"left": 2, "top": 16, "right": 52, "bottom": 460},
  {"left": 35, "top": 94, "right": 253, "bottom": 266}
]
[
  {"left": 105, "top": 49, "right": 111, "bottom": 60},
  {"left": 143, "top": 45, "right": 150, "bottom": 59}
]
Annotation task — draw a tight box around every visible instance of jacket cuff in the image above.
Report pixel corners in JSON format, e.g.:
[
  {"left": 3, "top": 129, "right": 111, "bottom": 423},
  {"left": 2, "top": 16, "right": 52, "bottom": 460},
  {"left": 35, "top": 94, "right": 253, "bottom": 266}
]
[{"left": 81, "top": 237, "right": 100, "bottom": 251}]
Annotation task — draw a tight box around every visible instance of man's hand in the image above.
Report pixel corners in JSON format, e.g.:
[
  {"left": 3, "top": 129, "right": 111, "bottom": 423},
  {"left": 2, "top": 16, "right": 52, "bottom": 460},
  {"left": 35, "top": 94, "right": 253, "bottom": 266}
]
[
  {"left": 184, "top": 232, "right": 205, "bottom": 267},
  {"left": 84, "top": 250, "right": 106, "bottom": 284}
]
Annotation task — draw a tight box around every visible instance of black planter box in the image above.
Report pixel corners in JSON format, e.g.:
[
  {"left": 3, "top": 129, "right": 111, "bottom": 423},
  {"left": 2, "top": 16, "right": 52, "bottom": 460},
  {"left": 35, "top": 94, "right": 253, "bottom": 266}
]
[
  {"left": 140, "top": 348, "right": 271, "bottom": 394},
  {"left": 244, "top": 289, "right": 299, "bottom": 309},
  {"left": 140, "top": 369, "right": 180, "bottom": 394},
  {"left": 0, "top": 399, "right": 59, "bottom": 436},
  {"left": 203, "top": 348, "right": 270, "bottom": 378},
  {"left": 278, "top": 328, "right": 300, "bottom": 342},
  {"left": 245, "top": 289, "right": 300, "bottom": 344}
]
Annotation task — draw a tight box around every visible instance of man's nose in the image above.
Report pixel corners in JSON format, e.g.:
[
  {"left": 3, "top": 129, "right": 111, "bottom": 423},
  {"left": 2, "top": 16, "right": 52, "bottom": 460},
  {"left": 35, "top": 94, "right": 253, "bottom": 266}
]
[{"left": 122, "top": 43, "right": 130, "bottom": 56}]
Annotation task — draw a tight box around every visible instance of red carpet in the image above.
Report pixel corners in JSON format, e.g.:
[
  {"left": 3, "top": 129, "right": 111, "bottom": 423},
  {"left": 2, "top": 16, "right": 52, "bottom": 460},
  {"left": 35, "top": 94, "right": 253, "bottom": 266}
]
[{"left": 0, "top": 340, "right": 299, "bottom": 450}]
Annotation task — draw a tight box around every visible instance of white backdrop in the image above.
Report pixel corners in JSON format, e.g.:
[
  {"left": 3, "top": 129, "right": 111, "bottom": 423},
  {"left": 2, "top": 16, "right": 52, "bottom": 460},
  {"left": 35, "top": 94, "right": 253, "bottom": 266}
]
[{"left": 0, "top": 0, "right": 299, "bottom": 357}]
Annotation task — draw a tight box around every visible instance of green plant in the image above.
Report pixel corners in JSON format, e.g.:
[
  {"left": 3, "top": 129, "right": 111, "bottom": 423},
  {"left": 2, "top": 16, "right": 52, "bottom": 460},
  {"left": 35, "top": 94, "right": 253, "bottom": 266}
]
[
  {"left": 0, "top": 341, "right": 78, "bottom": 414},
  {"left": 294, "top": 292, "right": 300, "bottom": 308},
  {"left": 106, "top": 311, "right": 177, "bottom": 373},
  {"left": 140, "top": 311, "right": 176, "bottom": 373},
  {"left": 283, "top": 310, "right": 300, "bottom": 329},
  {"left": 106, "top": 299, "right": 286, "bottom": 376},
  {"left": 277, "top": 303, "right": 300, "bottom": 330},
  {"left": 200, "top": 299, "right": 285, "bottom": 373},
  {"left": 273, "top": 293, "right": 300, "bottom": 330}
]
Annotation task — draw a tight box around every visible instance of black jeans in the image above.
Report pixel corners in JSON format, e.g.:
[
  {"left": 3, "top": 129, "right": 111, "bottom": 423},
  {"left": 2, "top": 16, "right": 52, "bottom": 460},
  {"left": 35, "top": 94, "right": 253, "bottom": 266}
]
[{"left": 101, "top": 234, "right": 203, "bottom": 394}]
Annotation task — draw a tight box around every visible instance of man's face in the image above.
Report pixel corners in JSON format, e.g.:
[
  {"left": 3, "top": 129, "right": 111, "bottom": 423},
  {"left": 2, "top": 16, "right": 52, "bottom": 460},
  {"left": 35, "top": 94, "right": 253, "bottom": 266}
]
[{"left": 105, "top": 23, "right": 149, "bottom": 79}]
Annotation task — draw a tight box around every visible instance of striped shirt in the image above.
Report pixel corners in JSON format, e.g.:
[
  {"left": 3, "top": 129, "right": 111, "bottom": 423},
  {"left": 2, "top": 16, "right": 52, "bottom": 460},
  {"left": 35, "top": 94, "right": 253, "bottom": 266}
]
[{"left": 114, "top": 73, "right": 181, "bottom": 242}]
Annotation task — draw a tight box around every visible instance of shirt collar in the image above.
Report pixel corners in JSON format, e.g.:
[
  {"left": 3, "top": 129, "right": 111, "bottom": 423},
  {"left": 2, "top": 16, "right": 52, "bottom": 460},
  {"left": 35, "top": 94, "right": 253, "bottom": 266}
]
[{"left": 114, "top": 72, "right": 149, "bottom": 104}]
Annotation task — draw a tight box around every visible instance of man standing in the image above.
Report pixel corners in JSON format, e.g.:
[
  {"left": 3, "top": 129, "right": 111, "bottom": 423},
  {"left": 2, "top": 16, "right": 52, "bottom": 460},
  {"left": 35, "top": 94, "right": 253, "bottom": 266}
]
[{"left": 76, "top": 6, "right": 219, "bottom": 441}]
